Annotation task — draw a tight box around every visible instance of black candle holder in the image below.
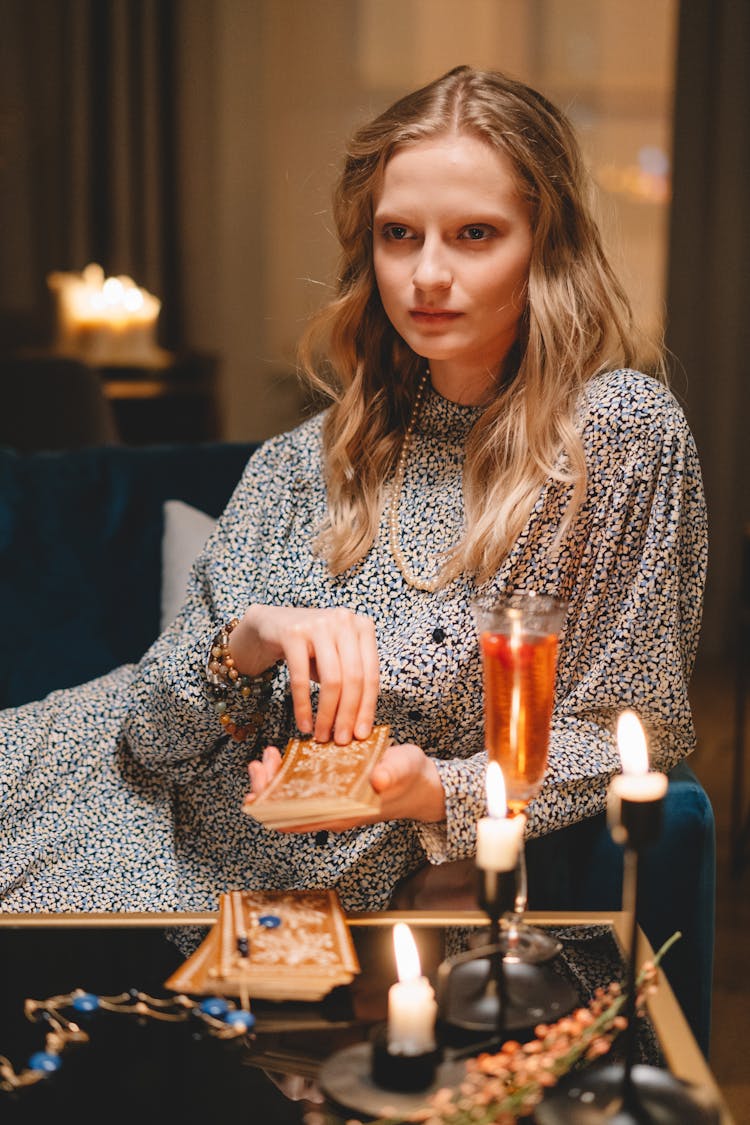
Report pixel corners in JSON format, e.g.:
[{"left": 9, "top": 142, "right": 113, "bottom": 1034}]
[
  {"left": 370, "top": 1022, "right": 441, "bottom": 1092},
  {"left": 536, "top": 791, "right": 720, "bottom": 1124},
  {"left": 437, "top": 867, "right": 577, "bottom": 1042},
  {"left": 318, "top": 1024, "right": 465, "bottom": 1119},
  {"left": 536, "top": 1062, "right": 722, "bottom": 1124},
  {"left": 437, "top": 866, "right": 512, "bottom": 1044},
  {"left": 318, "top": 929, "right": 461, "bottom": 1117}
]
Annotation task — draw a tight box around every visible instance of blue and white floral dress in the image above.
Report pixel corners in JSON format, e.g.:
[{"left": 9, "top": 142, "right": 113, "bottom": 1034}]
[{"left": 0, "top": 370, "right": 707, "bottom": 913}]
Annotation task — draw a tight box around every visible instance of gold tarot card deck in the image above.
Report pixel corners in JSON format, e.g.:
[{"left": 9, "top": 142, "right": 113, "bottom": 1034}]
[{"left": 243, "top": 724, "right": 390, "bottom": 830}]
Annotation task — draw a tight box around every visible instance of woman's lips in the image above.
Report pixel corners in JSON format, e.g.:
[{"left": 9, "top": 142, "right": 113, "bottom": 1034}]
[{"left": 409, "top": 309, "right": 462, "bottom": 325}]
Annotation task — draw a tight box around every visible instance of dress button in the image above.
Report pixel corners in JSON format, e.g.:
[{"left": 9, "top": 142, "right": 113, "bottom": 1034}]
[
  {"left": 432, "top": 627, "right": 446, "bottom": 643},
  {"left": 315, "top": 831, "right": 329, "bottom": 846}
]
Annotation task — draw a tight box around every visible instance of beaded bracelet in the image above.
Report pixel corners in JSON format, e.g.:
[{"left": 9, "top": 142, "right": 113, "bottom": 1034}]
[{"left": 206, "top": 618, "right": 277, "bottom": 742}]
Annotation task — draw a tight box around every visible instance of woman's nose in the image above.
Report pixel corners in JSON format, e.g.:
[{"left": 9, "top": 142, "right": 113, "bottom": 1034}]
[{"left": 412, "top": 238, "right": 452, "bottom": 291}]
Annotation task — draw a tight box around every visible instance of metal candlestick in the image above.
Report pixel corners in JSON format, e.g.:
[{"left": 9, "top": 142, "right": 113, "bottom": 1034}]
[
  {"left": 480, "top": 867, "right": 513, "bottom": 1043},
  {"left": 437, "top": 867, "right": 577, "bottom": 1041},
  {"left": 319, "top": 1036, "right": 465, "bottom": 1120},
  {"left": 536, "top": 789, "right": 719, "bottom": 1124},
  {"left": 436, "top": 867, "right": 513, "bottom": 1042},
  {"left": 319, "top": 923, "right": 457, "bottom": 1117}
]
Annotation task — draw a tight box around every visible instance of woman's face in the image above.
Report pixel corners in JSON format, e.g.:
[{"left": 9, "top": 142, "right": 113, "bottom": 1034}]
[{"left": 372, "top": 132, "right": 533, "bottom": 404}]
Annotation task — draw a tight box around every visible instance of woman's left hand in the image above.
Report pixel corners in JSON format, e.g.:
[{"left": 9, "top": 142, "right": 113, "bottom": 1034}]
[{"left": 244, "top": 742, "right": 446, "bottom": 832}]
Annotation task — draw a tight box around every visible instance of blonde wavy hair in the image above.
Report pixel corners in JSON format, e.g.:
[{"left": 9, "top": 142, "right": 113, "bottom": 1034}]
[{"left": 299, "top": 65, "right": 663, "bottom": 584}]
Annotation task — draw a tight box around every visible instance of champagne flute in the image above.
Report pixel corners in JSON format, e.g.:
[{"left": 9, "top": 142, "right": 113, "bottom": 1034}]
[{"left": 473, "top": 591, "right": 568, "bottom": 963}]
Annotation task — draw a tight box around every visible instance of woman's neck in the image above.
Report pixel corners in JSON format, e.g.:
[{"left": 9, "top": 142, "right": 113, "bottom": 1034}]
[{"left": 428, "top": 355, "right": 512, "bottom": 405}]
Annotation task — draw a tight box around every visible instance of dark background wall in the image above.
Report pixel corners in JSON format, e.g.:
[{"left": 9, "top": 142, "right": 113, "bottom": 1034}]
[{"left": 1, "top": 0, "right": 747, "bottom": 661}]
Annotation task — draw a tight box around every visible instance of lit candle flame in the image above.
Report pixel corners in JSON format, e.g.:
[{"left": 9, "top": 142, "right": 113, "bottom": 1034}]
[
  {"left": 49, "top": 263, "right": 159, "bottom": 325},
  {"left": 102, "top": 277, "right": 125, "bottom": 305},
  {"left": 486, "top": 760, "right": 508, "bottom": 819},
  {"left": 393, "top": 922, "right": 421, "bottom": 983},
  {"left": 616, "top": 710, "right": 649, "bottom": 774},
  {"left": 124, "top": 287, "right": 144, "bottom": 312},
  {"left": 46, "top": 262, "right": 166, "bottom": 367}
]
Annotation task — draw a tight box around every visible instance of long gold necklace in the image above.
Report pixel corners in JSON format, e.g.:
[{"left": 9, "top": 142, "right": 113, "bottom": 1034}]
[{"left": 387, "top": 368, "right": 441, "bottom": 593}]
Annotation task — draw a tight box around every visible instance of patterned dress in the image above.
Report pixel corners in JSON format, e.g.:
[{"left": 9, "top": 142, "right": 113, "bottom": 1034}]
[{"left": 0, "top": 370, "right": 707, "bottom": 913}]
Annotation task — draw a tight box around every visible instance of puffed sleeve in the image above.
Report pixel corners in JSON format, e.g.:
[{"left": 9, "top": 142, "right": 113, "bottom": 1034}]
[
  {"left": 526, "top": 372, "right": 707, "bottom": 837},
  {"left": 121, "top": 430, "right": 308, "bottom": 784},
  {"left": 416, "top": 370, "right": 707, "bottom": 859}
]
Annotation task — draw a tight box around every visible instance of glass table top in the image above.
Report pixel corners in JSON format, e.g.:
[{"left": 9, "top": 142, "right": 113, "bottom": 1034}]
[{"left": 0, "top": 910, "right": 729, "bottom": 1124}]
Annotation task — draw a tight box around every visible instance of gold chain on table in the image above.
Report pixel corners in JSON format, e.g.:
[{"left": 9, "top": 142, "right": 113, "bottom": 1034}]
[
  {"left": 0, "top": 988, "right": 254, "bottom": 1092},
  {"left": 386, "top": 368, "right": 443, "bottom": 593}
]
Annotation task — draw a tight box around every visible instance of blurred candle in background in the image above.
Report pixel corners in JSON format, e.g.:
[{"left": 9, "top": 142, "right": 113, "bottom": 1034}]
[
  {"left": 611, "top": 711, "right": 668, "bottom": 802},
  {"left": 47, "top": 263, "right": 168, "bottom": 367}
]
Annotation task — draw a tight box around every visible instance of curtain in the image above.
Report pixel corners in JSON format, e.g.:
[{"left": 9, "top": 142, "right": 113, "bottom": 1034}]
[
  {"left": 666, "top": 0, "right": 750, "bottom": 660},
  {"left": 0, "top": 0, "right": 182, "bottom": 348}
]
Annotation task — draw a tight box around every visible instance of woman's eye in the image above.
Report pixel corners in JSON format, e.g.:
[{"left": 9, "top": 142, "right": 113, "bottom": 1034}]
[
  {"left": 461, "top": 225, "right": 493, "bottom": 241},
  {"left": 383, "top": 224, "right": 411, "bottom": 241}
]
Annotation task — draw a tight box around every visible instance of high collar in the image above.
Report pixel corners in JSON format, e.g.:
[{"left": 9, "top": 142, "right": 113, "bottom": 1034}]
[{"left": 413, "top": 381, "right": 485, "bottom": 442}]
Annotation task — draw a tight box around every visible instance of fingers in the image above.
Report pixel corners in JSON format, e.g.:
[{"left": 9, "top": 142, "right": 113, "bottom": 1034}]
[
  {"left": 246, "top": 745, "right": 283, "bottom": 800},
  {"left": 370, "top": 743, "right": 405, "bottom": 794},
  {"left": 262, "top": 744, "right": 282, "bottom": 772},
  {"left": 318, "top": 612, "right": 379, "bottom": 744},
  {"left": 309, "top": 624, "right": 346, "bottom": 742},
  {"left": 284, "top": 629, "right": 315, "bottom": 736},
  {"left": 371, "top": 744, "right": 447, "bottom": 823},
  {"left": 238, "top": 605, "right": 379, "bottom": 744}
]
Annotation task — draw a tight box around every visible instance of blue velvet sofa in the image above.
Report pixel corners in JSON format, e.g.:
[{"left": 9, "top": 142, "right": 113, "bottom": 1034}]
[{"left": 0, "top": 442, "right": 715, "bottom": 1054}]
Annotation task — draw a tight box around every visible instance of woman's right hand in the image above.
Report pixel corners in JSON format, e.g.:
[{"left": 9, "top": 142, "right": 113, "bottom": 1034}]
[{"left": 228, "top": 605, "right": 379, "bottom": 744}]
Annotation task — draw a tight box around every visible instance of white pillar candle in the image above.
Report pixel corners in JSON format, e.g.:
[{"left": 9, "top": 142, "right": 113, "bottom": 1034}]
[
  {"left": 387, "top": 923, "right": 437, "bottom": 1055},
  {"left": 476, "top": 761, "right": 525, "bottom": 871},
  {"left": 609, "top": 770, "right": 668, "bottom": 803},
  {"left": 607, "top": 711, "right": 668, "bottom": 846},
  {"left": 610, "top": 711, "right": 668, "bottom": 801}
]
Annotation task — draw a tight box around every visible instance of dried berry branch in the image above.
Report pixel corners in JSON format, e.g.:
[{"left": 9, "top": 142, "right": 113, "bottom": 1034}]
[{"left": 349, "top": 930, "right": 681, "bottom": 1125}]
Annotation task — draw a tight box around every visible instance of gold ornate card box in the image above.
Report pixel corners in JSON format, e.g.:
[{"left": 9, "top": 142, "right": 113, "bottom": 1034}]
[{"left": 164, "top": 889, "right": 360, "bottom": 1002}]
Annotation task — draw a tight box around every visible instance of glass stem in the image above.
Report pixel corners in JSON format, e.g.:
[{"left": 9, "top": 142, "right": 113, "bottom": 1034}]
[
  {"left": 514, "top": 838, "right": 528, "bottom": 916},
  {"left": 503, "top": 837, "right": 527, "bottom": 959}
]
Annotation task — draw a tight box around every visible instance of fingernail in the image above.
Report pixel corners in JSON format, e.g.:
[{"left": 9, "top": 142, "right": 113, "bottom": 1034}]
[
  {"left": 354, "top": 721, "right": 370, "bottom": 740},
  {"left": 337, "top": 728, "right": 351, "bottom": 745}
]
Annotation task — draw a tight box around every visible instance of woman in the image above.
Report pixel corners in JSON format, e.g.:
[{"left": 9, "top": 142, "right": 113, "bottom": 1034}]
[{"left": 0, "top": 66, "right": 706, "bottom": 913}]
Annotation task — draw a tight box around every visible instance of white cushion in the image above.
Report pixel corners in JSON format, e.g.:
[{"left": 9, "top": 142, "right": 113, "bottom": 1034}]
[{"left": 160, "top": 500, "right": 217, "bottom": 630}]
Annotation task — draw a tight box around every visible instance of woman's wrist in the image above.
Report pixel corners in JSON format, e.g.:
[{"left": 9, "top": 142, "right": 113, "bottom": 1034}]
[
  {"left": 205, "top": 618, "right": 278, "bottom": 742},
  {"left": 419, "top": 755, "right": 447, "bottom": 823},
  {"left": 227, "top": 605, "right": 281, "bottom": 679}
]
